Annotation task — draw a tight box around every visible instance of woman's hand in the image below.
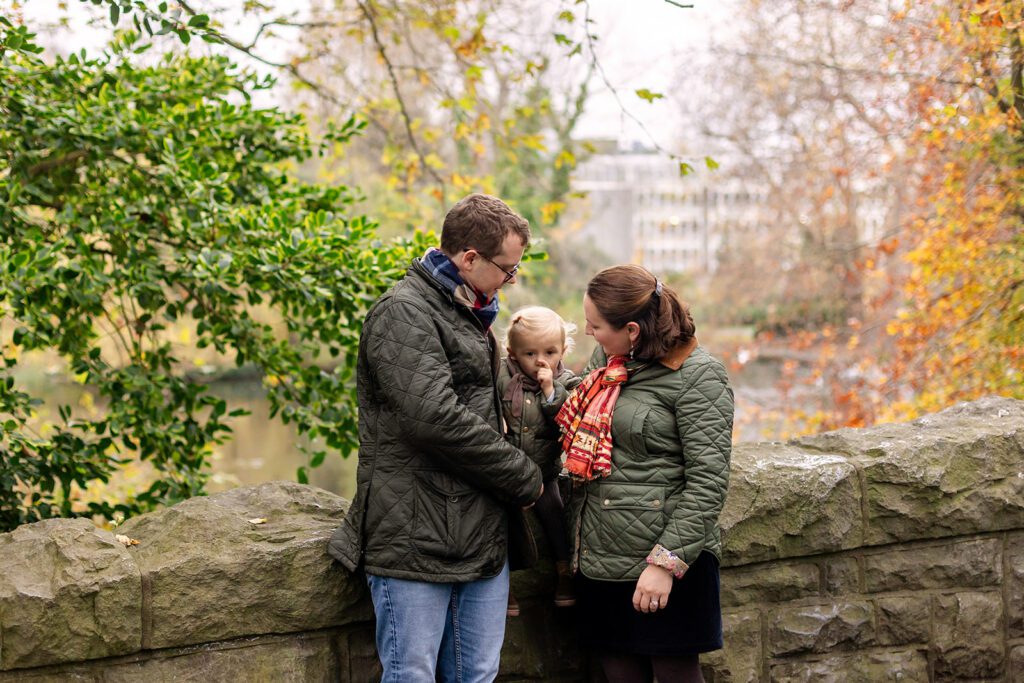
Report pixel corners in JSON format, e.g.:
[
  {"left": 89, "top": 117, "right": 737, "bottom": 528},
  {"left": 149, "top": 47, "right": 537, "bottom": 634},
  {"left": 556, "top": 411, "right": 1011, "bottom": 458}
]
[{"left": 632, "top": 564, "right": 673, "bottom": 613}]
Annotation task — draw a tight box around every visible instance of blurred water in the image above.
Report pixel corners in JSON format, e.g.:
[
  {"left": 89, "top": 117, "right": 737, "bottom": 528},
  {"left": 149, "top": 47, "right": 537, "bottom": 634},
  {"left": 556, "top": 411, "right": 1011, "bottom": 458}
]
[
  {"left": 15, "top": 374, "right": 357, "bottom": 500},
  {"left": 18, "top": 361, "right": 788, "bottom": 503}
]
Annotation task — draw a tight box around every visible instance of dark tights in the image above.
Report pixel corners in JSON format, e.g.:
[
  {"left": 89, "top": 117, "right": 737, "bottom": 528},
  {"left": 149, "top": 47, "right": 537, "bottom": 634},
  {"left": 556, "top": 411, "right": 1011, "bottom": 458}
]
[
  {"left": 597, "top": 652, "right": 704, "bottom": 683},
  {"left": 532, "top": 477, "right": 569, "bottom": 562}
]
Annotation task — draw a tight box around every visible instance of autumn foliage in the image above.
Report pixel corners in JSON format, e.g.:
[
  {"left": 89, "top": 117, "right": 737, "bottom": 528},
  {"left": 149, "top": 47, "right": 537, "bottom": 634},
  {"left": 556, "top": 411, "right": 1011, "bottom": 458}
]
[
  {"left": 880, "top": 1, "right": 1024, "bottom": 419},
  {"left": 805, "top": 1, "right": 1024, "bottom": 432}
]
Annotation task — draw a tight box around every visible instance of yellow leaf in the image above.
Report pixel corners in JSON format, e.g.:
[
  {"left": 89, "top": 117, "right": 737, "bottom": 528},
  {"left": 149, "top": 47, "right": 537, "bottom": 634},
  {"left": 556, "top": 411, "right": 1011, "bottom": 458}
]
[
  {"left": 248, "top": 518, "right": 267, "bottom": 525},
  {"left": 115, "top": 534, "right": 139, "bottom": 547},
  {"left": 78, "top": 392, "right": 94, "bottom": 411}
]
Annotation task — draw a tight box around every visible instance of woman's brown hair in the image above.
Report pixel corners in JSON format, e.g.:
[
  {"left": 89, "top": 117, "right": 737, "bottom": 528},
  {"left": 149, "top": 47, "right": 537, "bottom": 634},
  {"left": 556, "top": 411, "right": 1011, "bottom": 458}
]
[{"left": 586, "top": 264, "right": 695, "bottom": 361}]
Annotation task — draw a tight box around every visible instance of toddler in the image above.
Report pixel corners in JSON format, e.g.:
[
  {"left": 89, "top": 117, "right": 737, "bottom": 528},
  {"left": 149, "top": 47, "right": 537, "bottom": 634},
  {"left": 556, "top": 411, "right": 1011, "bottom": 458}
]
[{"left": 498, "top": 306, "right": 581, "bottom": 616}]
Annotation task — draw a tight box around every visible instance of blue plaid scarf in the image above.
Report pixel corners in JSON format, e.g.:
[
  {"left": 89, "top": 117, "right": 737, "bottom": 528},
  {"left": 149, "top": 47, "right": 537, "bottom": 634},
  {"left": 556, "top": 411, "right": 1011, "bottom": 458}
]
[{"left": 422, "top": 247, "right": 500, "bottom": 330}]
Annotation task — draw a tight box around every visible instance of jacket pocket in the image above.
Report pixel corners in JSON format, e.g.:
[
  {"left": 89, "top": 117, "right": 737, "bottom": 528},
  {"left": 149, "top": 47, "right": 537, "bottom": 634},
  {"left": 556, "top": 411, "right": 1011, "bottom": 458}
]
[
  {"left": 410, "top": 471, "right": 489, "bottom": 560},
  {"left": 594, "top": 482, "right": 667, "bottom": 557},
  {"left": 612, "top": 403, "right": 652, "bottom": 455}
]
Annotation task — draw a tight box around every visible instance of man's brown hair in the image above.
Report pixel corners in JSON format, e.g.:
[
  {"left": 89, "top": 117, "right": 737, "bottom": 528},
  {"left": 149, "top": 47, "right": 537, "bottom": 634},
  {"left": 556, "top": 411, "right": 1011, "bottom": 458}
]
[
  {"left": 586, "top": 264, "right": 696, "bottom": 361},
  {"left": 441, "top": 194, "right": 530, "bottom": 258}
]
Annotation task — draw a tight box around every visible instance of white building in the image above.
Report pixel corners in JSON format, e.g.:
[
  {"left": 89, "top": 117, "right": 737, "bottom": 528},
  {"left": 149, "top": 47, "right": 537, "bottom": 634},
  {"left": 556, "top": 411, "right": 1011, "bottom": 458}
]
[{"left": 568, "top": 144, "right": 767, "bottom": 274}]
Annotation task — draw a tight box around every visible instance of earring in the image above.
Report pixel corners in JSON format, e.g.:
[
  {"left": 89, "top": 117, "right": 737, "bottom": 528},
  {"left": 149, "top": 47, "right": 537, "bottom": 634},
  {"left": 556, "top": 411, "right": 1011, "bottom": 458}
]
[{"left": 628, "top": 344, "right": 635, "bottom": 360}]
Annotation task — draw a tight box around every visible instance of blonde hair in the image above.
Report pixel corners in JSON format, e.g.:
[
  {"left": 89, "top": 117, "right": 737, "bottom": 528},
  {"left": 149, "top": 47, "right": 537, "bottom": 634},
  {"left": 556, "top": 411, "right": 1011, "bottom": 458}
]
[{"left": 504, "top": 306, "right": 577, "bottom": 354}]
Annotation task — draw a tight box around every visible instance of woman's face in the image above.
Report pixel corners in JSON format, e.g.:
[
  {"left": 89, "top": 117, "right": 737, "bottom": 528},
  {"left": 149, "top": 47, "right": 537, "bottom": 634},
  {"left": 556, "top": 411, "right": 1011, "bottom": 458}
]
[{"left": 583, "top": 294, "right": 636, "bottom": 357}]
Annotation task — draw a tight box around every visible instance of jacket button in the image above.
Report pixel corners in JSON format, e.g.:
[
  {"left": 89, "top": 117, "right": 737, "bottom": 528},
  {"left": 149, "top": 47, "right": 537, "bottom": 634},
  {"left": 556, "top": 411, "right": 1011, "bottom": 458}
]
[
  {"left": 603, "top": 499, "right": 611, "bottom": 506},
  {"left": 522, "top": 426, "right": 529, "bottom": 432},
  {"left": 525, "top": 399, "right": 532, "bottom": 405},
  {"left": 653, "top": 499, "right": 661, "bottom": 507}
]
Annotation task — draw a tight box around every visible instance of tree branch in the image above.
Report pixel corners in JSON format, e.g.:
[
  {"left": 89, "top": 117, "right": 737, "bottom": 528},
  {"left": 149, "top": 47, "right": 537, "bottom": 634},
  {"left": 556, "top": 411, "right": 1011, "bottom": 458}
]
[
  {"left": 715, "top": 47, "right": 971, "bottom": 87},
  {"left": 354, "top": 0, "right": 447, "bottom": 199},
  {"left": 580, "top": 1, "right": 675, "bottom": 159},
  {"left": 177, "top": 0, "right": 346, "bottom": 109},
  {"left": 26, "top": 150, "right": 87, "bottom": 177}
]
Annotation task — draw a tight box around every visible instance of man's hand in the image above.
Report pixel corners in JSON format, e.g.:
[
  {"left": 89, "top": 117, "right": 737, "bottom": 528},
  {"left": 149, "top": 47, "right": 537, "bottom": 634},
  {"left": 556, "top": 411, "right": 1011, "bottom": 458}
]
[
  {"left": 632, "top": 564, "right": 673, "bottom": 613},
  {"left": 523, "top": 481, "right": 543, "bottom": 509},
  {"left": 536, "top": 359, "right": 554, "bottom": 397}
]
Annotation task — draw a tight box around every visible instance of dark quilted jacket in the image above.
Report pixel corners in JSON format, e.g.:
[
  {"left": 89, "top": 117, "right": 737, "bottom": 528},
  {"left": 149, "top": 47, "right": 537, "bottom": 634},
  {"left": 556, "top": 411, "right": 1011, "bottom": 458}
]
[
  {"left": 566, "top": 345, "right": 733, "bottom": 581},
  {"left": 496, "top": 363, "right": 582, "bottom": 481},
  {"left": 327, "top": 260, "right": 542, "bottom": 582}
]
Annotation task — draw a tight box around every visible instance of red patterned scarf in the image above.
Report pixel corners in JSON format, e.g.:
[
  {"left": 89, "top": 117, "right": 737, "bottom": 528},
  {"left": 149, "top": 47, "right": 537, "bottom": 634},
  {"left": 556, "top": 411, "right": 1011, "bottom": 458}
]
[{"left": 555, "top": 355, "right": 630, "bottom": 481}]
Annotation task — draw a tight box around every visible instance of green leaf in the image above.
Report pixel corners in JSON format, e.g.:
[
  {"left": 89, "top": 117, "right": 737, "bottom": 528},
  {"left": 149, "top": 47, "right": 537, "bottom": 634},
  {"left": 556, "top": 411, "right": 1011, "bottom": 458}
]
[
  {"left": 678, "top": 162, "right": 694, "bottom": 177},
  {"left": 296, "top": 466, "right": 309, "bottom": 484},
  {"left": 635, "top": 88, "right": 665, "bottom": 103},
  {"left": 109, "top": 3, "right": 120, "bottom": 26},
  {"left": 704, "top": 156, "right": 719, "bottom": 170}
]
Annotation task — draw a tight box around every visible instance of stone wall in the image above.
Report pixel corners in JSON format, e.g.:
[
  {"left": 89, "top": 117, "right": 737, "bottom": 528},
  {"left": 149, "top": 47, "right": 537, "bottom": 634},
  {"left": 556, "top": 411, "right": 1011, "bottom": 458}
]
[{"left": 1, "top": 396, "right": 1022, "bottom": 682}]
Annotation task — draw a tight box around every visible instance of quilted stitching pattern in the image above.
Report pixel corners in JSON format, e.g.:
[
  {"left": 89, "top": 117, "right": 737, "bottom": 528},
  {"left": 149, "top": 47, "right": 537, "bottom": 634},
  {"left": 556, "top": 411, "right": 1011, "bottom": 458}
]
[
  {"left": 497, "top": 363, "right": 583, "bottom": 481},
  {"left": 573, "top": 346, "right": 734, "bottom": 580},
  {"left": 328, "top": 263, "right": 542, "bottom": 581}
]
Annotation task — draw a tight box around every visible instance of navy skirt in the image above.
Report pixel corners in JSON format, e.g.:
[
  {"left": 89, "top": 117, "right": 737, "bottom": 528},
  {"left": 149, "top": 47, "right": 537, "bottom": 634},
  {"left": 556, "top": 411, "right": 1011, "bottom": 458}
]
[{"left": 575, "top": 551, "right": 723, "bottom": 656}]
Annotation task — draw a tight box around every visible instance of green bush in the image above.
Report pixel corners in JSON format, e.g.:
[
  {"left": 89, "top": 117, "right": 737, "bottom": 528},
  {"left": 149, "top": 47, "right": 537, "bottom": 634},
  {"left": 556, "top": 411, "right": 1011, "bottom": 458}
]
[{"left": 0, "top": 33, "right": 429, "bottom": 531}]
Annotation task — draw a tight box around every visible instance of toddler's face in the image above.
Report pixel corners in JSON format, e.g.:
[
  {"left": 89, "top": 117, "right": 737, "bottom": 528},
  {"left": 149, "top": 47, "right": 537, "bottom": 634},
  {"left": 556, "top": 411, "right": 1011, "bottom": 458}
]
[{"left": 508, "top": 329, "right": 565, "bottom": 382}]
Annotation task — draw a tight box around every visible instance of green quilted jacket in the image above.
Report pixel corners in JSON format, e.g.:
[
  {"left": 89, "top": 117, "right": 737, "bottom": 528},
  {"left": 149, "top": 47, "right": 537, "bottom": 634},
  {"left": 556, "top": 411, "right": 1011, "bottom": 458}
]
[
  {"left": 327, "top": 260, "right": 542, "bottom": 582},
  {"left": 496, "top": 362, "right": 582, "bottom": 481},
  {"left": 565, "top": 343, "right": 734, "bottom": 581}
]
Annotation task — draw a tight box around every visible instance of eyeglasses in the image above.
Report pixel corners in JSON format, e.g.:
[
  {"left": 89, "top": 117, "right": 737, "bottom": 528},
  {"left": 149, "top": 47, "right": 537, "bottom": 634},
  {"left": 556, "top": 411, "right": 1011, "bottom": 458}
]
[{"left": 465, "top": 248, "right": 521, "bottom": 284}]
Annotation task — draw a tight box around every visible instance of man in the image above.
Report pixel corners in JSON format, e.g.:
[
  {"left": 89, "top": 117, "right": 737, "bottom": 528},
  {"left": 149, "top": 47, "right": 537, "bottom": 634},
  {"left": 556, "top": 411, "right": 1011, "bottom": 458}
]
[{"left": 329, "top": 194, "right": 543, "bottom": 682}]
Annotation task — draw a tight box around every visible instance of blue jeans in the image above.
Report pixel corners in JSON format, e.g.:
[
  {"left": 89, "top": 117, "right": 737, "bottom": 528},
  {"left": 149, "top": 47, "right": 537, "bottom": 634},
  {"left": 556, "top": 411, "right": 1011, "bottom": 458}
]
[{"left": 366, "top": 561, "right": 510, "bottom": 683}]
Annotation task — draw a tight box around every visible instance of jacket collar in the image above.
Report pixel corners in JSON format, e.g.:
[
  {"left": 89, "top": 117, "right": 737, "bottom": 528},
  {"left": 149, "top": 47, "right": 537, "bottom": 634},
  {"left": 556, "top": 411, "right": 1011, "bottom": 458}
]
[
  {"left": 409, "top": 258, "right": 454, "bottom": 303},
  {"left": 658, "top": 337, "right": 698, "bottom": 370}
]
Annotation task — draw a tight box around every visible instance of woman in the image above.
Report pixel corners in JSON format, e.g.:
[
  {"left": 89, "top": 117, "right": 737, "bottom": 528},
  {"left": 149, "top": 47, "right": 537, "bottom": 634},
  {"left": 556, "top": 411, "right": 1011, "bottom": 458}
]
[{"left": 556, "top": 265, "right": 733, "bottom": 683}]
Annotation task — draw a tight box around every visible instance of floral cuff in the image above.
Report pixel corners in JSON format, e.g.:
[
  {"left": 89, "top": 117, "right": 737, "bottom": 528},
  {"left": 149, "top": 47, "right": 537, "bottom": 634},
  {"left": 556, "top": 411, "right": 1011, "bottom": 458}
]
[{"left": 646, "top": 544, "right": 688, "bottom": 579}]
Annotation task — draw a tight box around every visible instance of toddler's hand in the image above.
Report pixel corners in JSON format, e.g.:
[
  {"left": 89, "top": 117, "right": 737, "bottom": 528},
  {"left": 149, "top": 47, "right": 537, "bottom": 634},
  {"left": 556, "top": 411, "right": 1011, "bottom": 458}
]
[{"left": 536, "top": 359, "right": 554, "bottom": 395}]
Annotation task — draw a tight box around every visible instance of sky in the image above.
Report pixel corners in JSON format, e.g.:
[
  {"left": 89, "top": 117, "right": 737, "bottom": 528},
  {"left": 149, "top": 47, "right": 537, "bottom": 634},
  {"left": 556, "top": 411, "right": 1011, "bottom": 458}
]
[
  {"left": 570, "top": 1, "right": 729, "bottom": 149},
  {"left": 11, "top": 0, "right": 733, "bottom": 150}
]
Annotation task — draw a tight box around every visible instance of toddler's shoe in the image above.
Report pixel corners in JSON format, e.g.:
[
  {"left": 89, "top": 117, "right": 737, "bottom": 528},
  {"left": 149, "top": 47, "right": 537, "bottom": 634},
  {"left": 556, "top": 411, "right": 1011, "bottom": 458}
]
[{"left": 554, "top": 561, "right": 576, "bottom": 607}]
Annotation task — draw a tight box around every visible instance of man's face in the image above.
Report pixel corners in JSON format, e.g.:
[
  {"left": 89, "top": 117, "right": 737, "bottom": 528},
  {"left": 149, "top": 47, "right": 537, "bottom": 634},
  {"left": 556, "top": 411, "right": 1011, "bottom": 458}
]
[{"left": 459, "top": 232, "right": 526, "bottom": 300}]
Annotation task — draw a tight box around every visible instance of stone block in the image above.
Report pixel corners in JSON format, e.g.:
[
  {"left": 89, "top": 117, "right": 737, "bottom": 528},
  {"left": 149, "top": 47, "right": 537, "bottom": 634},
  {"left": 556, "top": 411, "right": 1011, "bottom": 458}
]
[
  {"left": 720, "top": 562, "right": 818, "bottom": 607},
  {"left": 863, "top": 537, "right": 1002, "bottom": 593},
  {"left": 500, "top": 596, "right": 583, "bottom": 681},
  {"left": 117, "top": 481, "right": 368, "bottom": 649},
  {"left": 769, "top": 649, "right": 928, "bottom": 682},
  {"left": 0, "top": 670, "right": 99, "bottom": 682},
  {"left": 701, "top": 610, "right": 761, "bottom": 683},
  {"left": 1010, "top": 644, "right": 1024, "bottom": 681},
  {"left": 104, "top": 633, "right": 339, "bottom": 682},
  {"left": 337, "top": 627, "right": 381, "bottom": 683},
  {"left": 1008, "top": 532, "right": 1024, "bottom": 638},
  {"left": 798, "top": 396, "right": 1024, "bottom": 545},
  {"left": 720, "top": 443, "right": 862, "bottom": 565},
  {"left": 874, "top": 595, "right": 930, "bottom": 646},
  {"left": 769, "top": 601, "right": 874, "bottom": 657},
  {"left": 822, "top": 556, "right": 860, "bottom": 595},
  {"left": 931, "top": 591, "right": 1004, "bottom": 680},
  {"left": 0, "top": 518, "right": 142, "bottom": 671},
  {"left": 0, "top": 634, "right": 340, "bottom": 683}
]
